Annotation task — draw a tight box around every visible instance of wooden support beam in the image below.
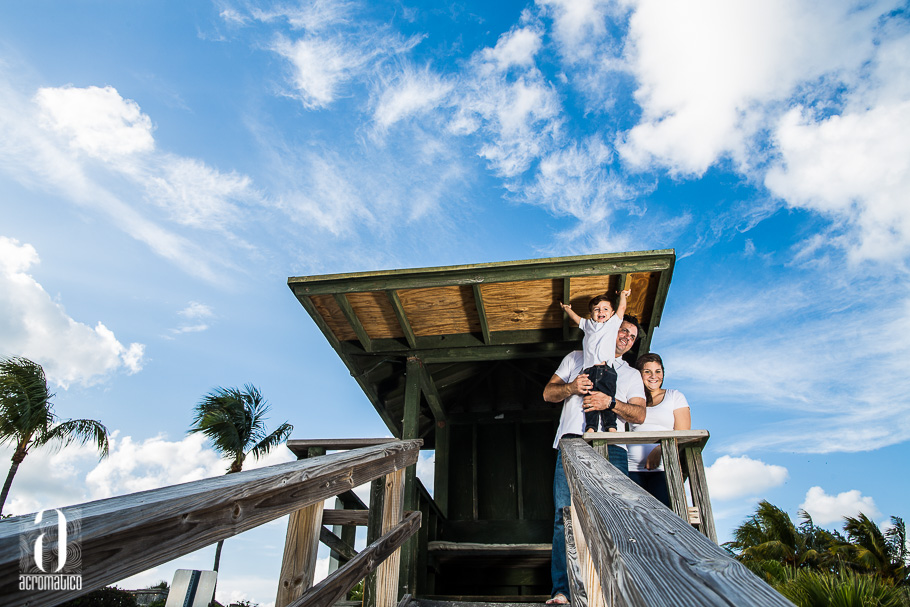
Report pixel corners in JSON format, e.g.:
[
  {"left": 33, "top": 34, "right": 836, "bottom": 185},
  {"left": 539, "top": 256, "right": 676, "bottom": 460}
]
[
  {"left": 289, "top": 251, "right": 674, "bottom": 295},
  {"left": 387, "top": 290, "right": 418, "bottom": 349},
  {"left": 294, "top": 294, "right": 400, "bottom": 435},
  {"left": 416, "top": 362, "right": 446, "bottom": 423},
  {"left": 334, "top": 293, "right": 372, "bottom": 353},
  {"left": 401, "top": 359, "right": 421, "bottom": 597},
  {"left": 321, "top": 526, "right": 358, "bottom": 562},
  {"left": 287, "top": 438, "right": 398, "bottom": 459},
  {"left": 276, "top": 501, "right": 325, "bottom": 607},
  {"left": 434, "top": 421, "right": 449, "bottom": 518},
  {"left": 560, "top": 438, "right": 793, "bottom": 606},
  {"left": 322, "top": 509, "right": 370, "bottom": 526},
  {"left": 472, "top": 284, "right": 492, "bottom": 344},
  {"left": 287, "top": 511, "right": 421, "bottom": 607}
]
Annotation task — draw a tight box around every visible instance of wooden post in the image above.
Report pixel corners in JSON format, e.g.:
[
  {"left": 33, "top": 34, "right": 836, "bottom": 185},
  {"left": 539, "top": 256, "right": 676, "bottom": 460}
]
[
  {"left": 564, "top": 507, "right": 589, "bottom": 607},
  {"left": 378, "top": 469, "right": 406, "bottom": 607},
  {"left": 275, "top": 501, "right": 325, "bottom": 607},
  {"left": 400, "top": 358, "right": 421, "bottom": 598},
  {"left": 684, "top": 447, "right": 718, "bottom": 543},
  {"left": 661, "top": 438, "right": 688, "bottom": 520},
  {"left": 570, "top": 502, "right": 605, "bottom": 607},
  {"left": 434, "top": 420, "right": 449, "bottom": 518}
]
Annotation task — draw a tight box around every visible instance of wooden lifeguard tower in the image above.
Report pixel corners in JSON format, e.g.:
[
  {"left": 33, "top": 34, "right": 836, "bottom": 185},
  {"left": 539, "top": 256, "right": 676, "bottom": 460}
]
[
  {"left": 286, "top": 250, "right": 687, "bottom": 601},
  {"left": 0, "top": 249, "right": 794, "bottom": 607}
]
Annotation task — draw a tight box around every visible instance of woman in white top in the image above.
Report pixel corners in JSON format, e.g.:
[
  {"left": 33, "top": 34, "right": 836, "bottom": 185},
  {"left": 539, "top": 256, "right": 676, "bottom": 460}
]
[{"left": 627, "top": 353, "right": 691, "bottom": 507}]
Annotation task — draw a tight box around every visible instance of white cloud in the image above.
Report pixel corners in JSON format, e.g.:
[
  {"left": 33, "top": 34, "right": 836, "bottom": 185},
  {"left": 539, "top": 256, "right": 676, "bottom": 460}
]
[
  {"left": 705, "top": 455, "right": 789, "bottom": 500},
  {"left": 35, "top": 85, "right": 155, "bottom": 161},
  {"left": 481, "top": 27, "right": 543, "bottom": 71},
  {"left": 800, "top": 486, "right": 880, "bottom": 525},
  {"left": 617, "top": 0, "right": 887, "bottom": 176},
  {"left": 372, "top": 66, "right": 453, "bottom": 131},
  {"left": 86, "top": 433, "right": 224, "bottom": 498},
  {"left": 273, "top": 35, "right": 363, "bottom": 109},
  {"left": 765, "top": 101, "right": 910, "bottom": 263},
  {"left": 0, "top": 72, "right": 259, "bottom": 283},
  {"left": 0, "top": 236, "right": 145, "bottom": 387}
]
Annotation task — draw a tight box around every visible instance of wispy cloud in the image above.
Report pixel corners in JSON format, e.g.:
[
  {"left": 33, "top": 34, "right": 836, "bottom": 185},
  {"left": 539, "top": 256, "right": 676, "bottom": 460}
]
[
  {"left": 168, "top": 301, "right": 215, "bottom": 337},
  {"left": 0, "top": 237, "right": 144, "bottom": 387}
]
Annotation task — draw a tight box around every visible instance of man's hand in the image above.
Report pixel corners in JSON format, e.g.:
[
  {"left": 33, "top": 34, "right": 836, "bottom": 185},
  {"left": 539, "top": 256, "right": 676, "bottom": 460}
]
[
  {"left": 582, "top": 391, "right": 611, "bottom": 412},
  {"left": 569, "top": 373, "right": 593, "bottom": 396}
]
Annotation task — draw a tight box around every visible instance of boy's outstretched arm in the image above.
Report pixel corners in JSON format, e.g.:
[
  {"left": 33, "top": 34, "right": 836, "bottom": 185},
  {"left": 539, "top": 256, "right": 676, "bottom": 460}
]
[
  {"left": 616, "top": 289, "right": 631, "bottom": 318},
  {"left": 559, "top": 301, "right": 582, "bottom": 326}
]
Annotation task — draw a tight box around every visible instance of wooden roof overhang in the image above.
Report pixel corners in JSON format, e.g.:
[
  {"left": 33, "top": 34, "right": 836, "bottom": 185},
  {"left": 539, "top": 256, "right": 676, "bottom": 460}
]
[{"left": 288, "top": 250, "right": 675, "bottom": 442}]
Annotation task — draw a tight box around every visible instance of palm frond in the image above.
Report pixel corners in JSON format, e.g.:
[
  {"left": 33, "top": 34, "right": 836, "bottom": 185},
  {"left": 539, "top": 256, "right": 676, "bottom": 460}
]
[
  {"left": 247, "top": 422, "right": 294, "bottom": 460},
  {"left": 39, "top": 419, "right": 110, "bottom": 457}
]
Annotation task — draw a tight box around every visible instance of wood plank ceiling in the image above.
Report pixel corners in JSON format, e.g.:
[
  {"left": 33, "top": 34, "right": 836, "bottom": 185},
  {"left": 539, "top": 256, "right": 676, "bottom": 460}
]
[{"left": 288, "top": 250, "right": 676, "bottom": 441}]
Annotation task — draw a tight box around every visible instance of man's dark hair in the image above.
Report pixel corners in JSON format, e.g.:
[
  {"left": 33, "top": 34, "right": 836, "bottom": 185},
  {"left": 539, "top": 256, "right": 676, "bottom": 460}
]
[{"left": 623, "top": 314, "right": 645, "bottom": 342}]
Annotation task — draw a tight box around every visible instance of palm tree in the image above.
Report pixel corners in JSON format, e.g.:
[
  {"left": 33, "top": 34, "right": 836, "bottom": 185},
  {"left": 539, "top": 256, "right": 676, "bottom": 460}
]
[
  {"left": 842, "top": 514, "right": 909, "bottom": 585},
  {"left": 189, "top": 384, "right": 293, "bottom": 572},
  {"left": 0, "top": 356, "right": 109, "bottom": 515},
  {"left": 724, "top": 501, "right": 840, "bottom": 574}
]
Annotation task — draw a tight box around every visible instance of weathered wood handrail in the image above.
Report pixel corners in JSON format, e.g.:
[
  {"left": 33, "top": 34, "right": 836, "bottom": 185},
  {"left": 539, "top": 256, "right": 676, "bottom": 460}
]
[
  {"left": 0, "top": 439, "right": 421, "bottom": 607},
  {"left": 561, "top": 438, "right": 794, "bottom": 606},
  {"left": 584, "top": 429, "right": 716, "bottom": 541}
]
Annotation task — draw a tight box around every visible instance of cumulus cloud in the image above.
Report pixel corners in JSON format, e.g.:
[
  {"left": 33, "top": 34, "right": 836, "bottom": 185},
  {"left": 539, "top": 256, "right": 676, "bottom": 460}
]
[
  {"left": 0, "top": 236, "right": 145, "bottom": 387},
  {"left": 35, "top": 85, "right": 155, "bottom": 161},
  {"left": 618, "top": 0, "right": 885, "bottom": 176},
  {"left": 800, "top": 486, "right": 880, "bottom": 525},
  {"left": 705, "top": 455, "right": 789, "bottom": 500},
  {"left": 765, "top": 101, "right": 910, "bottom": 263}
]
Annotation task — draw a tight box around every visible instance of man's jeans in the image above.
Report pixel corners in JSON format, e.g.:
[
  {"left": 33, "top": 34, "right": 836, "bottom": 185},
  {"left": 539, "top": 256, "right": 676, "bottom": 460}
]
[{"left": 551, "top": 443, "right": 628, "bottom": 598}]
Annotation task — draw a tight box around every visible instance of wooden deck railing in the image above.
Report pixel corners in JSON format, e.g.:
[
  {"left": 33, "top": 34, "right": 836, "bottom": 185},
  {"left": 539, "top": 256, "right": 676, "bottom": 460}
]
[
  {"left": 560, "top": 438, "right": 794, "bottom": 607},
  {"left": 0, "top": 439, "right": 422, "bottom": 607}
]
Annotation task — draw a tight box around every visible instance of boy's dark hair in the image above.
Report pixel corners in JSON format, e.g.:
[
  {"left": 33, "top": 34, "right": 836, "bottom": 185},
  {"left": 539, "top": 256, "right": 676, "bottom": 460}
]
[{"left": 587, "top": 293, "right": 616, "bottom": 313}]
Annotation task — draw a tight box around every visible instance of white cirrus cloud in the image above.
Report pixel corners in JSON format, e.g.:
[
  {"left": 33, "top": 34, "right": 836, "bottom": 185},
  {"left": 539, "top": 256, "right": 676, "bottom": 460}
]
[
  {"left": 481, "top": 26, "right": 543, "bottom": 72},
  {"left": 800, "top": 486, "right": 880, "bottom": 525},
  {"left": 0, "top": 236, "right": 145, "bottom": 388},
  {"left": 371, "top": 66, "right": 454, "bottom": 132},
  {"left": 705, "top": 455, "right": 789, "bottom": 500}
]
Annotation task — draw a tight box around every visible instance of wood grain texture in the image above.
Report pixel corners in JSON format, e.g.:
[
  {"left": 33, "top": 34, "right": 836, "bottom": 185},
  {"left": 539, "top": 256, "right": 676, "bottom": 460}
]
[
  {"left": 684, "top": 448, "right": 718, "bottom": 543},
  {"left": 276, "top": 502, "right": 325, "bottom": 607},
  {"left": 376, "top": 469, "right": 405, "bottom": 607},
  {"left": 569, "top": 501, "right": 604, "bottom": 607},
  {"left": 287, "top": 438, "right": 398, "bottom": 457},
  {"left": 347, "top": 291, "right": 403, "bottom": 340},
  {"left": 479, "top": 279, "right": 563, "bottom": 332},
  {"left": 309, "top": 294, "right": 357, "bottom": 341},
  {"left": 398, "top": 285, "right": 481, "bottom": 337},
  {"left": 560, "top": 438, "right": 794, "bottom": 607},
  {"left": 286, "top": 511, "right": 421, "bottom": 607},
  {"left": 563, "top": 507, "right": 588, "bottom": 607},
  {"left": 322, "top": 510, "right": 370, "bottom": 526},
  {"left": 321, "top": 526, "right": 358, "bottom": 562},
  {"left": 0, "top": 440, "right": 421, "bottom": 607}
]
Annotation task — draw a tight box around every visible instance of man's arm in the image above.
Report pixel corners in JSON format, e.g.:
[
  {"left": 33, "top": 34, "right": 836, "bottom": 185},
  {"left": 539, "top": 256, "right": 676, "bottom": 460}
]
[
  {"left": 582, "top": 392, "right": 646, "bottom": 424},
  {"left": 543, "top": 372, "right": 592, "bottom": 403}
]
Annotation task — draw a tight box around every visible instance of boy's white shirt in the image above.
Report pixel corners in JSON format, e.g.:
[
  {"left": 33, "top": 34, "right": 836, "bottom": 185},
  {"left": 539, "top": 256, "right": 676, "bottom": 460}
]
[{"left": 578, "top": 314, "right": 622, "bottom": 369}]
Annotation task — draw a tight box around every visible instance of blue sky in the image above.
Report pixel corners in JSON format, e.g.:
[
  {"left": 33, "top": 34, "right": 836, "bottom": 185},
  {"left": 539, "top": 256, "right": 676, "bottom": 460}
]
[{"left": 2, "top": 0, "right": 910, "bottom": 604}]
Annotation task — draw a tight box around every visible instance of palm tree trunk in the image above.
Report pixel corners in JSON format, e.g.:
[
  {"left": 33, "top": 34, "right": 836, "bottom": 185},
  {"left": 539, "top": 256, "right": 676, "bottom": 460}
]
[
  {"left": 0, "top": 450, "right": 26, "bottom": 516},
  {"left": 213, "top": 539, "right": 224, "bottom": 572}
]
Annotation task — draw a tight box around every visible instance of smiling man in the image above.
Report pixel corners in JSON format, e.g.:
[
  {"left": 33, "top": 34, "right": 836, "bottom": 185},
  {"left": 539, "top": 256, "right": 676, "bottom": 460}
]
[{"left": 541, "top": 315, "right": 647, "bottom": 605}]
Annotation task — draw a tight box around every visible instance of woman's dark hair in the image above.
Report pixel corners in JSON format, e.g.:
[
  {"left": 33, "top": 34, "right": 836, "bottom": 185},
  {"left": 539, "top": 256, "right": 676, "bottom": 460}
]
[{"left": 635, "top": 352, "right": 664, "bottom": 406}]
